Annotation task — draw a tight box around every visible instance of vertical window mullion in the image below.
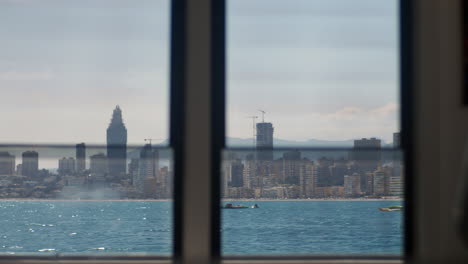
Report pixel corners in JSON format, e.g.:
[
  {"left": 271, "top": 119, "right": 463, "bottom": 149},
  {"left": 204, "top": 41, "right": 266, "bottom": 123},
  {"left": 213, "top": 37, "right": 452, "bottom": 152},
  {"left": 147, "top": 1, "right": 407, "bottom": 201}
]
[
  {"left": 211, "top": 0, "right": 226, "bottom": 261},
  {"left": 170, "top": 0, "right": 187, "bottom": 261},
  {"left": 177, "top": 0, "right": 215, "bottom": 263}
]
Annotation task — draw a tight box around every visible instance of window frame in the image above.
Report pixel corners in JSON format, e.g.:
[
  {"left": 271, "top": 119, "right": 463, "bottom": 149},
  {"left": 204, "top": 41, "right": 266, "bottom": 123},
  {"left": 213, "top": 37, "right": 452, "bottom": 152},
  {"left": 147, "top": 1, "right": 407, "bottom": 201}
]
[
  {"left": 0, "top": 0, "right": 412, "bottom": 263},
  {"left": 182, "top": 0, "right": 412, "bottom": 262}
]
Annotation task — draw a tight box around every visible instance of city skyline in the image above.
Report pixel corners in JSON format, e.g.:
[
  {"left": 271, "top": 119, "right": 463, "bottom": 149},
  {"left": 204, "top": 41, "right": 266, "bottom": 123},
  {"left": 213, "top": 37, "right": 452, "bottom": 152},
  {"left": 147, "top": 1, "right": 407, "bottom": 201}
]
[{"left": 0, "top": 103, "right": 399, "bottom": 170}]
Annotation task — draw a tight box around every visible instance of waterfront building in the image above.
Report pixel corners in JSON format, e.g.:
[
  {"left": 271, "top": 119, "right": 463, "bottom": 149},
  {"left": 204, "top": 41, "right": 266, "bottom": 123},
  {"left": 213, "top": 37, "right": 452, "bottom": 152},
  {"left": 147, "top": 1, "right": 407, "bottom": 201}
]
[
  {"left": 90, "top": 153, "right": 108, "bottom": 175},
  {"left": 256, "top": 122, "right": 274, "bottom": 161},
  {"left": 143, "top": 177, "right": 158, "bottom": 197},
  {"left": 0, "top": 152, "right": 15, "bottom": 176},
  {"left": 365, "top": 172, "right": 374, "bottom": 195},
  {"left": 352, "top": 137, "right": 382, "bottom": 193},
  {"left": 283, "top": 184, "right": 301, "bottom": 199},
  {"left": 261, "top": 187, "right": 280, "bottom": 199},
  {"left": 373, "top": 168, "right": 386, "bottom": 196},
  {"left": 76, "top": 143, "right": 86, "bottom": 172},
  {"left": 282, "top": 150, "right": 301, "bottom": 185},
  {"left": 352, "top": 137, "right": 382, "bottom": 164},
  {"left": 22, "top": 151, "right": 38, "bottom": 177},
  {"left": 315, "top": 186, "right": 344, "bottom": 198},
  {"left": 226, "top": 186, "right": 254, "bottom": 199},
  {"left": 58, "top": 157, "right": 76, "bottom": 176},
  {"left": 299, "top": 161, "right": 316, "bottom": 197},
  {"left": 389, "top": 175, "right": 404, "bottom": 197},
  {"left": 221, "top": 159, "right": 231, "bottom": 196},
  {"left": 315, "top": 157, "right": 333, "bottom": 187},
  {"left": 268, "top": 158, "right": 283, "bottom": 185},
  {"left": 227, "top": 159, "right": 244, "bottom": 188},
  {"left": 383, "top": 166, "right": 394, "bottom": 195},
  {"left": 344, "top": 173, "right": 361, "bottom": 197},
  {"left": 106, "top": 105, "right": 127, "bottom": 178},
  {"left": 128, "top": 158, "right": 139, "bottom": 185},
  {"left": 158, "top": 166, "right": 171, "bottom": 198},
  {"left": 222, "top": 152, "right": 240, "bottom": 195},
  {"left": 329, "top": 158, "right": 348, "bottom": 186},
  {"left": 242, "top": 154, "right": 257, "bottom": 189}
]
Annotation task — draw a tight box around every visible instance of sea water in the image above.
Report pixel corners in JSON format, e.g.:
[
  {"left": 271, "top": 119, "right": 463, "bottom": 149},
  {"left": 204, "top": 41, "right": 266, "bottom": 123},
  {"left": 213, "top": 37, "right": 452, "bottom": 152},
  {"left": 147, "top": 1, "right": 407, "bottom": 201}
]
[{"left": 0, "top": 200, "right": 402, "bottom": 255}]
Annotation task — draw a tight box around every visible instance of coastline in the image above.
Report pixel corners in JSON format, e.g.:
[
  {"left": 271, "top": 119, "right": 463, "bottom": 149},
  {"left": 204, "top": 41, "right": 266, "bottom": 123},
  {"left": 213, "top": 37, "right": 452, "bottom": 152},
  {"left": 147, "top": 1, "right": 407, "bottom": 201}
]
[
  {"left": 0, "top": 197, "right": 403, "bottom": 202},
  {"left": 222, "top": 197, "right": 403, "bottom": 202}
]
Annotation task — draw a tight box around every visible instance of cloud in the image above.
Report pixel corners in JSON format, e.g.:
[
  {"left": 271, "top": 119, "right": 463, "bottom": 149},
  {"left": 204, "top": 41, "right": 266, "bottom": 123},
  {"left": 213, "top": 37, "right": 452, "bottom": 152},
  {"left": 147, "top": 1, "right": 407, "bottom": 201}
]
[
  {"left": 371, "top": 102, "right": 398, "bottom": 116},
  {"left": 325, "top": 102, "right": 398, "bottom": 121}
]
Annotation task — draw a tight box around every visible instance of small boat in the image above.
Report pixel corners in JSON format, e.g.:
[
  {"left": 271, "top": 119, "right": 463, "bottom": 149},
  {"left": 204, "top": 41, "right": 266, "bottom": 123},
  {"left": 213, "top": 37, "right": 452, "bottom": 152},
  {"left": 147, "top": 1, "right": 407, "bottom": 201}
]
[
  {"left": 251, "top": 204, "right": 259, "bottom": 208},
  {"left": 379, "top": 205, "right": 403, "bottom": 211},
  {"left": 222, "top": 203, "right": 248, "bottom": 209}
]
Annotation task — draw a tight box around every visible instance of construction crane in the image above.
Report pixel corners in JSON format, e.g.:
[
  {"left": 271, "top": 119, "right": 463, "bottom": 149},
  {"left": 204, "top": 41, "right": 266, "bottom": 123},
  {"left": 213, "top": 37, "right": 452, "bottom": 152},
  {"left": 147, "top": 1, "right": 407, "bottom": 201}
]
[
  {"left": 258, "top": 110, "right": 266, "bottom": 123},
  {"left": 144, "top": 138, "right": 164, "bottom": 145},
  {"left": 246, "top": 116, "right": 258, "bottom": 148}
]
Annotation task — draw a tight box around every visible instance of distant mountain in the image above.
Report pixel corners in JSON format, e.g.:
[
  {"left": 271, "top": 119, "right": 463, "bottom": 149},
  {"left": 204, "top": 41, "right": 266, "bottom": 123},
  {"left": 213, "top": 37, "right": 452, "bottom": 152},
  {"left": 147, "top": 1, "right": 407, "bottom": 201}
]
[
  {"left": 135, "top": 137, "right": 387, "bottom": 148},
  {"left": 227, "top": 137, "right": 355, "bottom": 147}
]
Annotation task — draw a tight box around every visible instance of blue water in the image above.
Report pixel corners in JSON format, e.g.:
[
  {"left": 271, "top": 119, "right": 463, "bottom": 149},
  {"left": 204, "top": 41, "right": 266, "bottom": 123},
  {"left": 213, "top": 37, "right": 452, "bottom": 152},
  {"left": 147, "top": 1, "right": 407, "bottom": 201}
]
[
  {"left": 222, "top": 201, "right": 403, "bottom": 255},
  {"left": 0, "top": 201, "right": 172, "bottom": 255},
  {"left": 0, "top": 200, "right": 402, "bottom": 255}
]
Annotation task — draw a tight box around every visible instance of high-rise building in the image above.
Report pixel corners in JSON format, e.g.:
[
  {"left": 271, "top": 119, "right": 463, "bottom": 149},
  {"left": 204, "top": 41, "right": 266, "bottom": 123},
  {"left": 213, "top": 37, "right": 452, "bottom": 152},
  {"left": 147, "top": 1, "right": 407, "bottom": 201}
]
[
  {"left": 373, "top": 168, "right": 386, "bottom": 196},
  {"left": 158, "top": 166, "right": 171, "bottom": 198},
  {"left": 0, "top": 152, "right": 15, "bottom": 176},
  {"left": 107, "top": 105, "right": 127, "bottom": 177},
  {"left": 365, "top": 172, "right": 374, "bottom": 195},
  {"left": 223, "top": 158, "right": 244, "bottom": 192},
  {"left": 392, "top": 132, "right": 403, "bottom": 177},
  {"left": 329, "top": 158, "right": 348, "bottom": 186},
  {"left": 230, "top": 159, "right": 244, "bottom": 188},
  {"left": 352, "top": 137, "right": 382, "bottom": 193},
  {"left": 128, "top": 158, "right": 140, "bottom": 185},
  {"left": 135, "top": 144, "right": 159, "bottom": 193},
  {"left": 242, "top": 154, "right": 257, "bottom": 188},
  {"left": 58, "top": 157, "right": 76, "bottom": 176},
  {"left": 90, "top": 153, "right": 107, "bottom": 175},
  {"left": 256, "top": 122, "right": 274, "bottom": 161},
  {"left": 282, "top": 150, "right": 301, "bottom": 185},
  {"left": 299, "top": 160, "right": 316, "bottom": 198},
  {"left": 76, "top": 143, "right": 86, "bottom": 172},
  {"left": 22, "top": 151, "right": 38, "bottom": 177},
  {"left": 315, "top": 157, "right": 333, "bottom": 187},
  {"left": 389, "top": 174, "right": 404, "bottom": 197},
  {"left": 353, "top": 137, "right": 382, "bottom": 160},
  {"left": 344, "top": 173, "right": 361, "bottom": 197}
]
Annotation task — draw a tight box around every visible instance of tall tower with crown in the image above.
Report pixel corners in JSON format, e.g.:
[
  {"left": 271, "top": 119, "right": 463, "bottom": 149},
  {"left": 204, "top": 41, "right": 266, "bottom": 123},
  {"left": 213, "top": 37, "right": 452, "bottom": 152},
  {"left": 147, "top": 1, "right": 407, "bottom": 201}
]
[{"left": 107, "top": 105, "right": 127, "bottom": 177}]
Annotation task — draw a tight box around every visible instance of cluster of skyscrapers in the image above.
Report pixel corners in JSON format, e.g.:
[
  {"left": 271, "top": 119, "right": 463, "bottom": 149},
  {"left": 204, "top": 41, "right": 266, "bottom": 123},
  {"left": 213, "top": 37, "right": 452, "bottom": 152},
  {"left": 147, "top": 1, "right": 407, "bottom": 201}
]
[
  {"left": 222, "top": 120, "right": 403, "bottom": 199},
  {"left": 0, "top": 106, "right": 172, "bottom": 199},
  {"left": 0, "top": 107, "right": 403, "bottom": 200}
]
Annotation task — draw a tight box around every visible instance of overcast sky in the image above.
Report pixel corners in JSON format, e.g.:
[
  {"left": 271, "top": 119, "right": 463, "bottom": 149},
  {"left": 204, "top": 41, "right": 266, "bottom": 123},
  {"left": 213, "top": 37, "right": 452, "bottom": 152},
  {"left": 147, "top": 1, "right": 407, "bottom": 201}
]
[
  {"left": 0, "top": 0, "right": 398, "bottom": 146},
  {"left": 227, "top": 0, "right": 399, "bottom": 143}
]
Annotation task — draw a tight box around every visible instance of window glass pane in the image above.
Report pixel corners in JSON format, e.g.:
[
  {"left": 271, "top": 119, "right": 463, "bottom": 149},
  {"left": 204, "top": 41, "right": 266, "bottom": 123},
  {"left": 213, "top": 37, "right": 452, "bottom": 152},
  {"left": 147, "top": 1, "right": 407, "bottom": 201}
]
[
  {"left": 227, "top": 0, "right": 399, "bottom": 146},
  {"left": 0, "top": 0, "right": 172, "bottom": 256},
  {"left": 223, "top": 0, "right": 403, "bottom": 256}
]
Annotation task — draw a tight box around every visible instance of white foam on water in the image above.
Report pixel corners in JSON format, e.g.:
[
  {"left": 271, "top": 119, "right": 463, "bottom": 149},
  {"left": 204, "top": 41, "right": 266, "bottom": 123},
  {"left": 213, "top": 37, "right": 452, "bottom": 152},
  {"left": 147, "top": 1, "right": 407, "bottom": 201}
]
[
  {"left": 92, "top": 247, "right": 105, "bottom": 250},
  {"left": 38, "top": 248, "right": 55, "bottom": 252}
]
